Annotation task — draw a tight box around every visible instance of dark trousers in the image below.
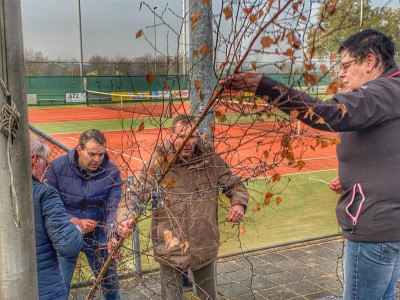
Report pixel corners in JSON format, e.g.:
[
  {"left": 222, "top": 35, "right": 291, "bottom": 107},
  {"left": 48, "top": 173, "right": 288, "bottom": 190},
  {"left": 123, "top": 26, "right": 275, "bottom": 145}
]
[{"left": 160, "top": 261, "right": 217, "bottom": 300}]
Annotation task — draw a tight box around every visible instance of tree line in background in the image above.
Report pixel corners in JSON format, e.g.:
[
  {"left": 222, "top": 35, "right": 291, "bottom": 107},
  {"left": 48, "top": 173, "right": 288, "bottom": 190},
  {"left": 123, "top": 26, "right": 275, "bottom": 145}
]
[
  {"left": 24, "top": 0, "right": 400, "bottom": 77},
  {"left": 307, "top": 0, "right": 400, "bottom": 59}
]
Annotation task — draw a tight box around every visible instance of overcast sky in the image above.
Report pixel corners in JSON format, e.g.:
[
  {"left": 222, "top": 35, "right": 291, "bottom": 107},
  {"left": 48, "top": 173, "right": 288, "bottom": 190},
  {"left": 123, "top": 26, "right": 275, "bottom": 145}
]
[{"left": 20, "top": 0, "right": 400, "bottom": 62}]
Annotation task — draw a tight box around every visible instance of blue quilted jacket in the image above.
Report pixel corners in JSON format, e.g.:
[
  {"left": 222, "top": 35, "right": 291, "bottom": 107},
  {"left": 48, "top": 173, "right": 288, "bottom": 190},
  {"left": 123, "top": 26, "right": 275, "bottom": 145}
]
[
  {"left": 44, "top": 147, "right": 122, "bottom": 237},
  {"left": 33, "top": 176, "right": 83, "bottom": 300}
]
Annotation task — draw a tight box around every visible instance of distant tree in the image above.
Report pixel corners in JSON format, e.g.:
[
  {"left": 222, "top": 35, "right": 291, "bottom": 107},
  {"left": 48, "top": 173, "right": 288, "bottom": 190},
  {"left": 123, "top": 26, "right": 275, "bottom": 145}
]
[
  {"left": 88, "top": 54, "right": 111, "bottom": 75},
  {"left": 306, "top": 0, "right": 400, "bottom": 60},
  {"left": 114, "top": 56, "right": 133, "bottom": 76},
  {"left": 24, "top": 48, "right": 48, "bottom": 62},
  {"left": 24, "top": 49, "right": 48, "bottom": 76},
  {"left": 132, "top": 54, "right": 154, "bottom": 76}
]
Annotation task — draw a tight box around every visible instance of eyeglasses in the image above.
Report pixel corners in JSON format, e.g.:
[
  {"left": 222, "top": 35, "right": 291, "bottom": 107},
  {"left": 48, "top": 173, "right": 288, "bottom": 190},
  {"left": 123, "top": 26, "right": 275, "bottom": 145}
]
[
  {"left": 33, "top": 154, "right": 51, "bottom": 169},
  {"left": 84, "top": 148, "right": 105, "bottom": 160},
  {"left": 340, "top": 58, "right": 359, "bottom": 73}
]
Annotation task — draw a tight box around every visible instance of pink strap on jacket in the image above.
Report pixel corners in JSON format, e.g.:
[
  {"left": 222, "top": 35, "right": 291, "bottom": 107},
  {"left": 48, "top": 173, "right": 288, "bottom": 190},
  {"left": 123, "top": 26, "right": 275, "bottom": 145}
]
[{"left": 387, "top": 71, "right": 400, "bottom": 78}]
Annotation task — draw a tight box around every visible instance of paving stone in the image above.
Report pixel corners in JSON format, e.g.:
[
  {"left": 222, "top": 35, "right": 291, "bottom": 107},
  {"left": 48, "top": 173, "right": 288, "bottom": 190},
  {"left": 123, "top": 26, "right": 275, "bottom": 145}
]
[
  {"left": 284, "top": 279, "right": 325, "bottom": 296},
  {"left": 218, "top": 282, "right": 252, "bottom": 298},
  {"left": 255, "top": 252, "right": 289, "bottom": 264},
  {"left": 257, "top": 286, "right": 300, "bottom": 299},
  {"left": 311, "top": 275, "right": 343, "bottom": 291},
  {"left": 242, "top": 275, "right": 278, "bottom": 290}
]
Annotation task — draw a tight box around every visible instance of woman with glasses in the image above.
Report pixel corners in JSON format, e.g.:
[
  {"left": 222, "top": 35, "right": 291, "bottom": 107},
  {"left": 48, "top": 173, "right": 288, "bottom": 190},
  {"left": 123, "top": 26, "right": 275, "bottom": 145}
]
[{"left": 219, "top": 29, "right": 400, "bottom": 300}]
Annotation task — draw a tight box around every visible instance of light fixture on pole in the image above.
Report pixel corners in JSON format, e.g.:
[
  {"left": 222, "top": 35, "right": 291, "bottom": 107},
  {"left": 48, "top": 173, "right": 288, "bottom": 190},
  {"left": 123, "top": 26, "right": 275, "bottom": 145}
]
[
  {"left": 153, "top": 6, "right": 157, "bottom": 75},
  {"left": 78, "top": 0, "right": 84, "bottom": 76}
]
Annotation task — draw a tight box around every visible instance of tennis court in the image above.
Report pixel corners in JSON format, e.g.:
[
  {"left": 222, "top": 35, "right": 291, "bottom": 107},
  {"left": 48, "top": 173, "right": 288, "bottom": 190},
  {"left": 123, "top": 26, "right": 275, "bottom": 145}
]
[{"left": 28, "top": 103, "right": 338, "bottom": 180}]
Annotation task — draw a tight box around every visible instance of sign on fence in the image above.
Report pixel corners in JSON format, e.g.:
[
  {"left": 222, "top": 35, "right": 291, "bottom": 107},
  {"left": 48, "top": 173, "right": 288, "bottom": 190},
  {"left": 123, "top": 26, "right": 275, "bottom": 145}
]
[{"left": 66, "top": 93, "right": 86, "bottom": 103}]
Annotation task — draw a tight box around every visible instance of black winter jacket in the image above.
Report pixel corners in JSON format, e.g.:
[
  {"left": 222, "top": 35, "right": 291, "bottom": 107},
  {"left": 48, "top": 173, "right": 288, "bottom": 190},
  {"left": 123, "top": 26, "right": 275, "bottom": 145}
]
[{"left": 255, "top": 67, "right": 400, "bottom": 242}]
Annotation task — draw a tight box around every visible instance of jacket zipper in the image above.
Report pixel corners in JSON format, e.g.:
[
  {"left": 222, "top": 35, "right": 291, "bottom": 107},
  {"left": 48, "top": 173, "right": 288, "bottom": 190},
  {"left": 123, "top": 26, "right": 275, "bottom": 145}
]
[{"left": 345, "top": 183, "right": 365, "bottom": 234}]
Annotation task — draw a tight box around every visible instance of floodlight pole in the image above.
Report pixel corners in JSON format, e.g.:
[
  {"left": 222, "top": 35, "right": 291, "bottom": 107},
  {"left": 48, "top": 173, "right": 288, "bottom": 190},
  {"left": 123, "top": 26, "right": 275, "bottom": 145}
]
[
  {"left": 153, "top": 6, "right": 157, "bottom": 75},
  {"left": 0, "top": 0, "right": 38, "bottom": 299},
  {"left": 182, "top": 0, "right": 187, "bottom": 75},
  {"left": 359, "top": 0, "right": 363, "bottom": 30},
  {"left": 78, "top": 0, "right": 84, "bottom": 76},
  {"left": 189, "top": 0, "right": 214, "bottom": 141}
]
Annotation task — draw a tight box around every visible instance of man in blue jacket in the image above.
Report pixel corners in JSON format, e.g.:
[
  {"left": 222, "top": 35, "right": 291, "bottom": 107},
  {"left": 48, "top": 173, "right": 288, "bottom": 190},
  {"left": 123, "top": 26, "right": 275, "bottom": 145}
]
[
  {"left": 30, "top": 134, "right": 83, "bottom": 299},
  {"left": 44, "top": 129, "right": 122, "bottom": 300}
]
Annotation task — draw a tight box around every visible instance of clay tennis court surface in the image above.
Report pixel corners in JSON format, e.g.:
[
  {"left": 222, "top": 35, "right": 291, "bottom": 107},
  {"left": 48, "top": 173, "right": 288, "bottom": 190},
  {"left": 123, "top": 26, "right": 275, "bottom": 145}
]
[{"left": 29, "top": 105, "right": 338, "bottom": 179}]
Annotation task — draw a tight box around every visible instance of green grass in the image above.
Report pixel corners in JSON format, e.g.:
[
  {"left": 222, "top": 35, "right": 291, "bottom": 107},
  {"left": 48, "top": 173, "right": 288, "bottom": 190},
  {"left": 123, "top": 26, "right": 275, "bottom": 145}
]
[{"left": 218, "top": 169, "right": 339, "bottom": 255}]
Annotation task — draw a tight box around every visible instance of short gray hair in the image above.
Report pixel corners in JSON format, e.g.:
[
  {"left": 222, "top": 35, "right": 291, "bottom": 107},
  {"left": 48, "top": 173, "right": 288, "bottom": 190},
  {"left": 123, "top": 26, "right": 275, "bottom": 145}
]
[{"left": 30, "top": 134, "right": 50, "bottom": 158}]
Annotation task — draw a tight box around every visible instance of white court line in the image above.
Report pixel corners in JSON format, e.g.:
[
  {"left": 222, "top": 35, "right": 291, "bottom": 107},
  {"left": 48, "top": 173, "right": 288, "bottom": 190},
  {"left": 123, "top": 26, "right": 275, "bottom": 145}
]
[
  {"left": 106, "top": 148, "right": 145, "bottom": 162},
  {"left": 254, "top": 168, "right": 338, "bottom": 180}
]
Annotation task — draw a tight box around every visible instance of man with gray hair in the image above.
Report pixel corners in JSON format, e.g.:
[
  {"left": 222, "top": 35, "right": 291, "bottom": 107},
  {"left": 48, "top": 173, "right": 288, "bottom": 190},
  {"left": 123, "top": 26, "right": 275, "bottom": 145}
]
[{"left": 30, "top": 134, "right": 83, "bottom": 299}]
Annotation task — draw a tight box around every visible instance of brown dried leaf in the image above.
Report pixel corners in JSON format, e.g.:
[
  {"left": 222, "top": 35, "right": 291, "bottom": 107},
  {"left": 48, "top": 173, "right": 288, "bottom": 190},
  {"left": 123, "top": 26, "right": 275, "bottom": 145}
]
[
  {"left": 148, "top": 168, "right": 155, "bottom": 175},
  {"left": 163, "top": 80, "right": 171, "bottom": 90},
  {"left": 193, "top": 50, "right": 198, "bottom": 57},
  {"left": 135, "top": 30, "right": 143, "bottom": 39},
  {"left": 330, "top": 53, "right": 337, "bottom": 65},
  {"left": 321, "top": 140, "right": 329, "bottom": 148},
  {"left": 263, "top": 150, "right": 269, "bottom": 159},
  {"left": 242, "top": 7, "right": 252, "bottom": 14},
  {"left": 276, "top": 197, "right": 282, "bottom": 205},
  {"left": 202, "top": 0, "right": 211, "bottom": 4},
  {"left": 199, "top": 91, "right": 205, "bottom": 101},
  {"left": 200, "top": 44, "right": 211, "bottom": 56},
  {"left": 239, "top": 227, "right": 246, "bottom": 234},
  {"left": 297, "top": 160, "right": 306, "bottom": 170},
  {"left": 167, "top": 155, "right": 174, "bottom": 163},
  {"left": 237, "top": 90, "right": 244, "bottom": 104},
  {"left": 251, "top": 61, "right": 257, "bottom": 70},
  {"left": 190, "top": 12, "right": 200, "bottom": 30},
  {"left": 283, "top": 48, "right": 294, "bottom": 57},
  {"left": 218, "top": 114, "right": 227, "bottom": 122},
  {"left": 194, "top": 80, "right": 201, "bottom": 91},
  {"left": 320, "top": 64, "right": 329, "bottom": 75},
  {"left": 210, "top": 120, "right": 215, "bottom": 134},
  {"left": 260, "top": 36, "right": 274, "bottom": 49},
  {"left": 222, "top": 5, "right": 233, "bottom": 19},
  {"left": 146, "top": 74, "right": 156, "bottom": 84},
  {"left": 316, "top": 117, "right": 325, "bottom": 125},
  {"left": 164, "top": 178, "right": 175, "bottom": 187},
  {"left": 337, "top": 104, "right": 347, "bottom": 117},
  {"left": 250, "top": 14, "right": 257, "bottom": 23},
  {"left": 303, "top": 72, "right": 320, "bottom": 85},
  {"left": 272, "top": 173, "right": 281, "bottom": 182},
  {"left": 157, "top": 156, "right": 165, "bottom": 164},
  {"left": 331, "top": 136, "right": 341, "bottom": 145},
  {"left": 252, "top": 203, "right": 261, "bottom": 211},
  {"left": 138, "top": 121, "right": 145, "bottom": 132},
  {"left": 264, "top": 192, "right": 273, "bottom": 205}
]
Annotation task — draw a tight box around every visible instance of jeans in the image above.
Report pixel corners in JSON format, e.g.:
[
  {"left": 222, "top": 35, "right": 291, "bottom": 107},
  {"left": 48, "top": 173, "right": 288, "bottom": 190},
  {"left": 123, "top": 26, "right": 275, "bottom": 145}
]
[
  {"left": 59, "top": 229, "right": 120, "bottom": 300},
  {"left": 344, "top": 240, "right": 400, "bottom": 300},
  {"left": 160, "top": 261, "right": 217, "bottom": 300}
]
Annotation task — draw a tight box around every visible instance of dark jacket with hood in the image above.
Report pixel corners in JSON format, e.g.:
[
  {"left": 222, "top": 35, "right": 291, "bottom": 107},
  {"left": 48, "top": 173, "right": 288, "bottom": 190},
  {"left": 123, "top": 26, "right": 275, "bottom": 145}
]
[
  {"left": 33, "top": 176, "right": 83, "bottom": 300},
  {"left": 136, "top": 140, "right": 249, "bottom": 270},
  {"left": 44, "top": 147, "right": 122, "bottom": 237},
  {"left": 255, "top": 67, "right": 400, "bottom": 242}
]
